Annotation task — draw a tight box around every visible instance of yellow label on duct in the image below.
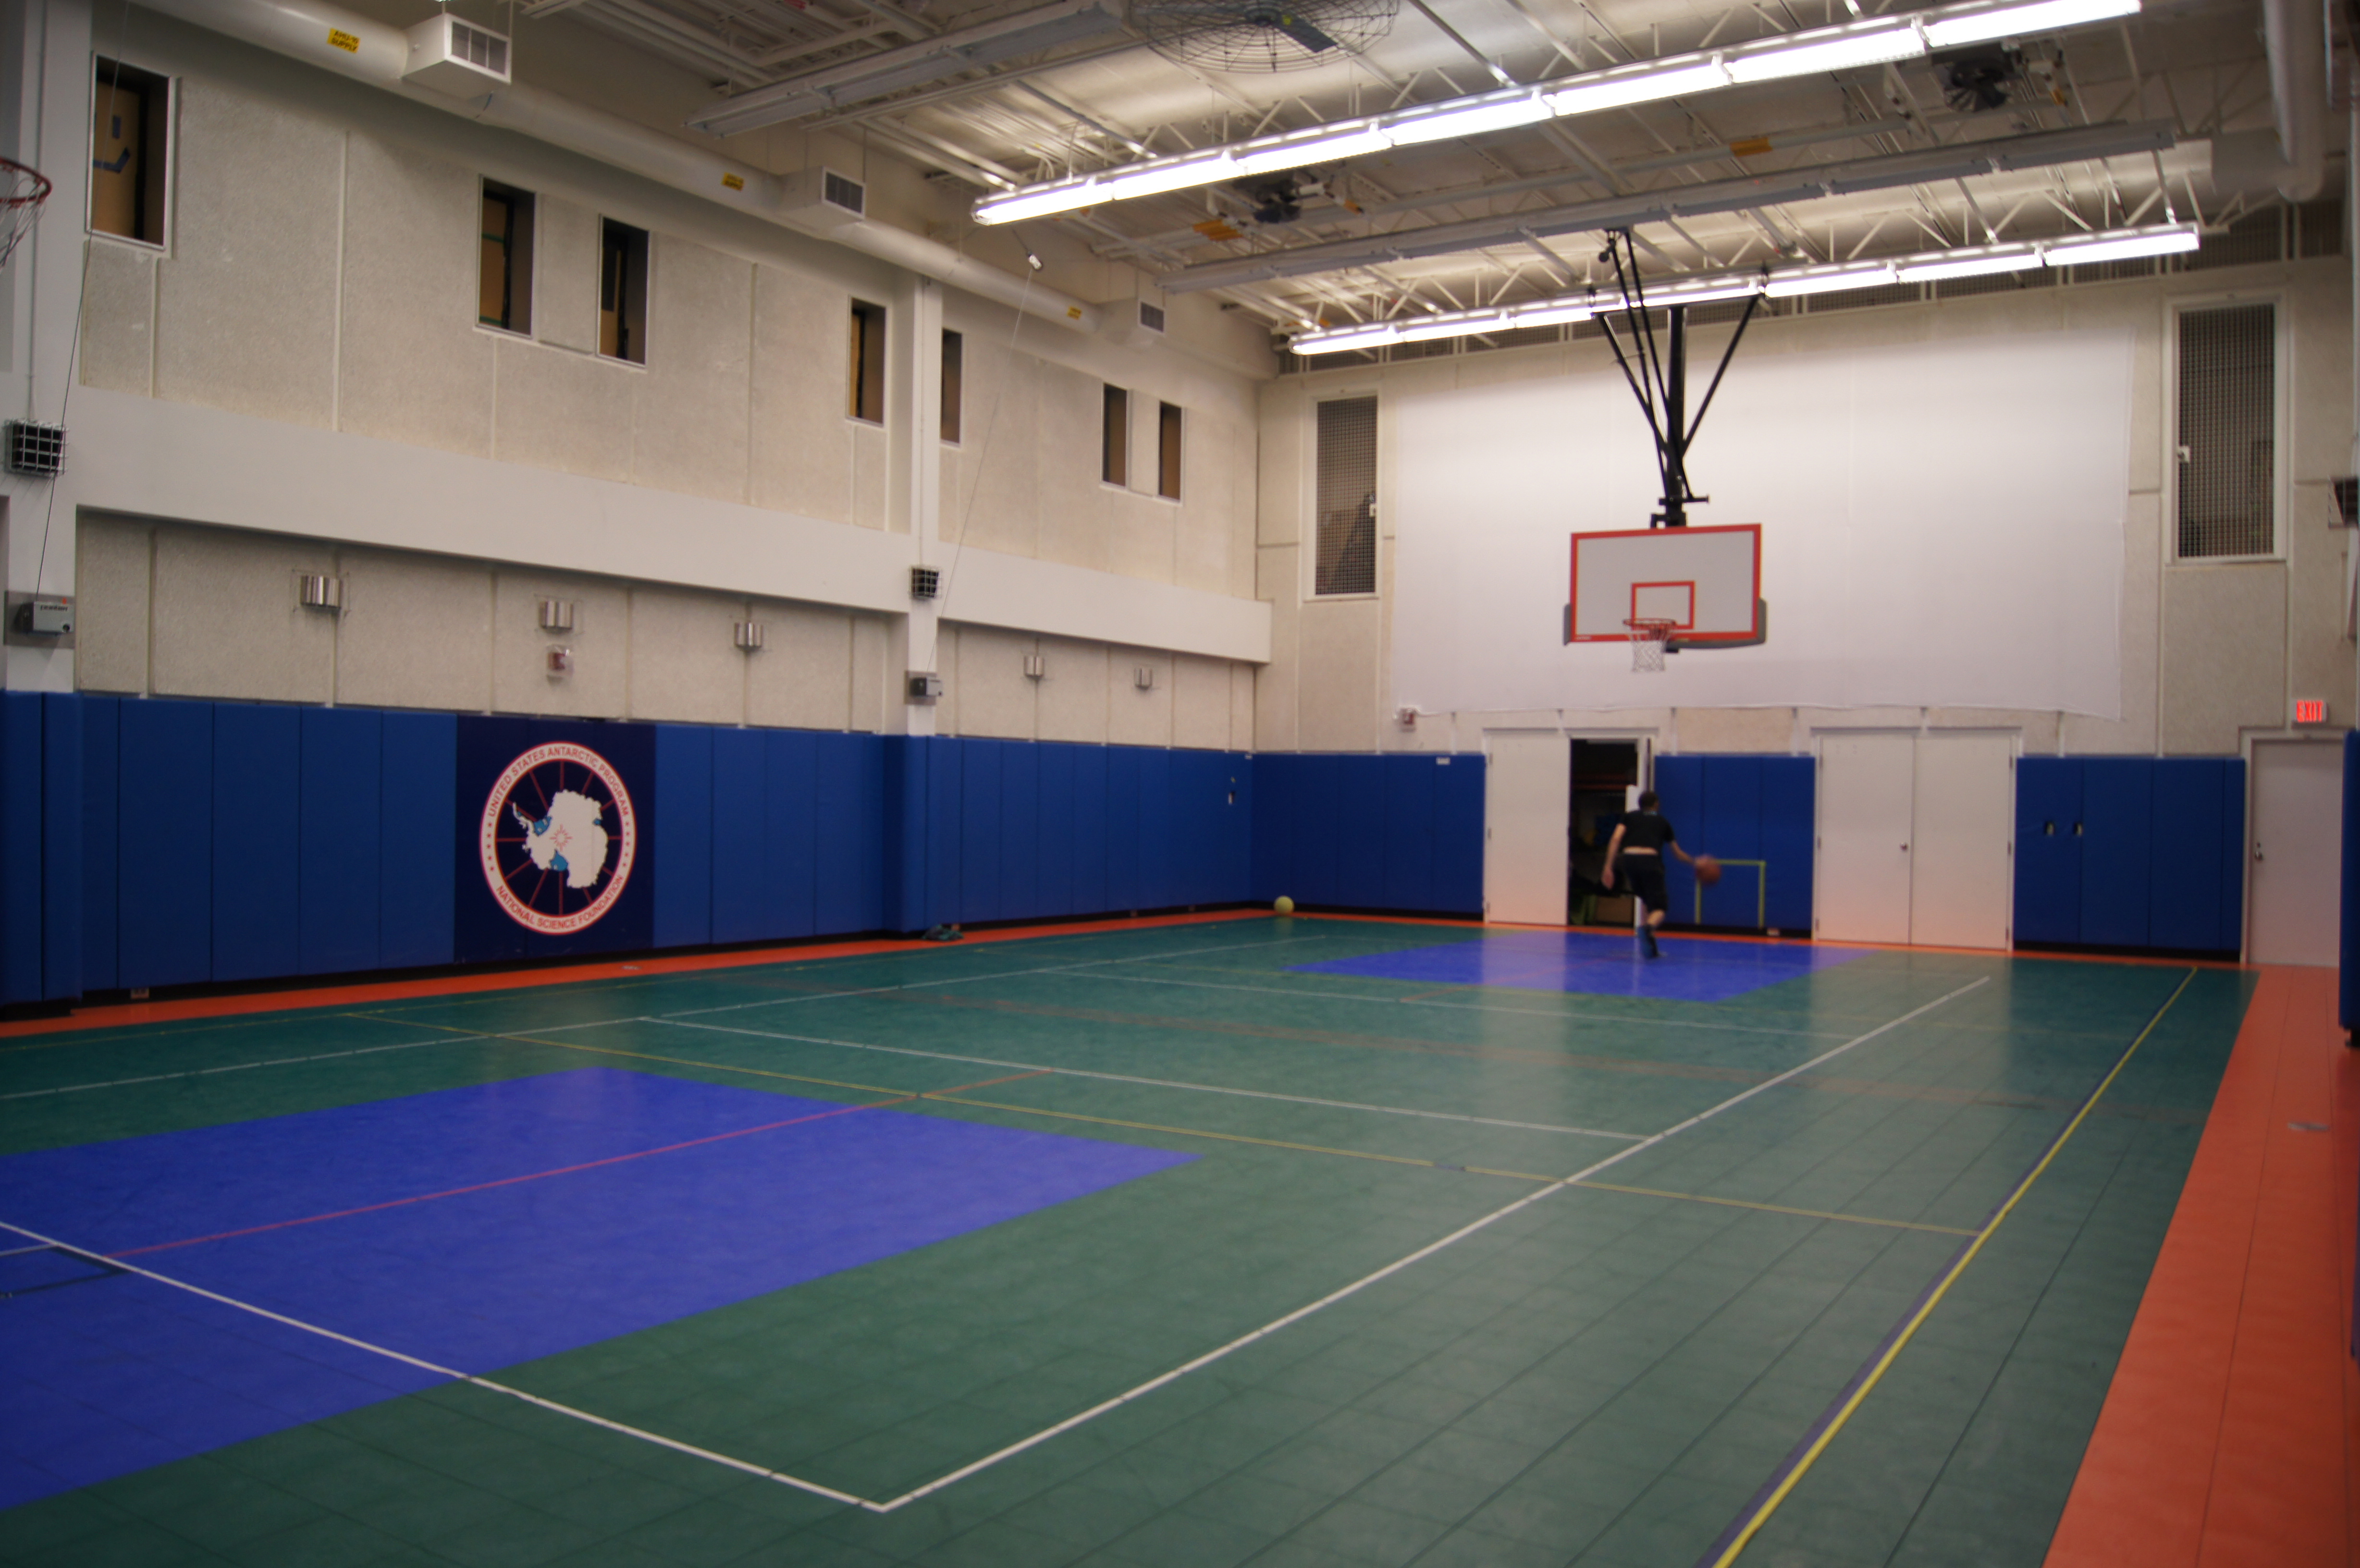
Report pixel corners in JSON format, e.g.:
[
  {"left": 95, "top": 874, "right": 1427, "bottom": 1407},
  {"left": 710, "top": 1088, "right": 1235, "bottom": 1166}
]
[
  {"left": 722, "top": 172, "right": 745, "bottom": 191},
  {"left": 1727, "top": 136, "right": 1772, "bottom": 157},
  {"left": 1068, "top": 306, "right": 1083, "bottom": 319},
  {"left": 327, "top": 28, "right": 360, "bottom": 51}
]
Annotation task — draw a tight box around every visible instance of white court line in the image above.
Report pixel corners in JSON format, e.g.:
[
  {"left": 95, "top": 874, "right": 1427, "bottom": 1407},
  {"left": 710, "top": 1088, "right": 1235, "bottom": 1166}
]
[
  {"left": 0, "top": 1218, "right": 874, "bottom": 1509},
  {"left": 1062, "top": 968, "right": 1850, "bottom": 1039},
  {"left": 0, "top": 975, "right": 1984, "bottom": 1515},
  {"left": 656, "top": 1017, "right": 1647, "bottom": 1142},
  {"left": 0, "top": 1038, "right": 473, "bottom": 1102}
]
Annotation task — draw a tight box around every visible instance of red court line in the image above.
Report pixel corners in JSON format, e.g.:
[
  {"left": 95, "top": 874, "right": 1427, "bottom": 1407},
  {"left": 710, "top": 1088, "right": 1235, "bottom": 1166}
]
[
  {"left": 0, "top": 909, "right": 1266, "bottom": 1043},
  {"left": 2043, "top": 967, "right": 2353, "bottom": 1568},
  {"left": 110, "top": 1069, "right": 1049, "bottom": 1260}
]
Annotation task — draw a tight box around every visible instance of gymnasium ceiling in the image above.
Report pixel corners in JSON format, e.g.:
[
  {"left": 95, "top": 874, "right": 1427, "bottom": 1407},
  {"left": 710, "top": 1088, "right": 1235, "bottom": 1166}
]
[{"left": 522, "top": 0, "right": 2298, "bottom": 335}]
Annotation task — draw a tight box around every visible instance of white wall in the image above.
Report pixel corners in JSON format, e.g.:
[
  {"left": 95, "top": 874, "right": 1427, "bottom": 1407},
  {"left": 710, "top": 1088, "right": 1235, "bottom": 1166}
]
[{"left": 1258, "top": 250, "right": 2357, "bottom": 760}]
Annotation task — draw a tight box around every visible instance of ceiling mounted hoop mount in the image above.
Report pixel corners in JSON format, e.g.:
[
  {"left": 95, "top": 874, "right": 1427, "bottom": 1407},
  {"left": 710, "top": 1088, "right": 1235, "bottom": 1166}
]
[
  {"left": 1625, "top": 617, "right": 1679, "bottom": 673},
  {"left": 0, "top": 158, "right": 51, "bottom": 272}
]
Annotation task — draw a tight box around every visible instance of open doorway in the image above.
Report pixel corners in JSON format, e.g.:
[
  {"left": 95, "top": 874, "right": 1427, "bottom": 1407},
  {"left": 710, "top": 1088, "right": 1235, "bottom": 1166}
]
[{"left": 1571, "top": 739, "right": 1641, "bottom": 929}]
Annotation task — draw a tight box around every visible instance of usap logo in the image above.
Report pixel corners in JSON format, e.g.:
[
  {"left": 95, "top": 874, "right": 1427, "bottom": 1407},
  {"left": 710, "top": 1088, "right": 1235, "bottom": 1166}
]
[{"left": 479, "top": 742, "right": 638, "bottom": 934}]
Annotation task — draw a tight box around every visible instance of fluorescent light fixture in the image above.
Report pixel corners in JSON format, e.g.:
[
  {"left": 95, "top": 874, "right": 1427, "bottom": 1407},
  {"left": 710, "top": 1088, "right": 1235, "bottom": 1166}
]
[
  {"left": 1922, "top": 0, "right": 2140, "bottom": 48},
  {"left": 1764, "top": 263, "right": 1897, "bottom": 296},
  {"left": 985, "top": 0, "right": 2137, "bottom": 227},
  {"left": 1284, "top": 223, "right": 2200, "bottom": 355},
  {"left": 1894, "top": 248, "right": 2041, "bottom": 280},
  {"left": 1724, "top": 24, "right": 1924, "bottom": 84},
  {"left": 1544, "top": 60, "right": 1732, "bottom": 116},
  {"left": 2041, "top": 224, "right": 2200, "bottom": 265}
]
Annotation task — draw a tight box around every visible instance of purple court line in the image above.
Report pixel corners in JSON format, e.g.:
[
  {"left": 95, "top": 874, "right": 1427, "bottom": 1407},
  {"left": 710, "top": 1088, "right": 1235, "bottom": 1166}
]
[
  {"left": 1688, "top": 971, "right": 2201, "bottom": 1568},
  {"left": 108, "top": 1069, "right": 1050, "bottom": 1260}
]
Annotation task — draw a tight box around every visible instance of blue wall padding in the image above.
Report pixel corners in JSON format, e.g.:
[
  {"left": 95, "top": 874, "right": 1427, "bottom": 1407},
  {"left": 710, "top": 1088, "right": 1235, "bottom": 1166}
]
[
  {"left": 2345, "top": 734, "right": 2360, "bottom": 1027},
  {"left": 118, "top": 699, "right": 214, "bottom": 991},
  {"left": 2015, "top": 758, "right": 2085, "bottom": 943},
  {"left": 1651, "top": 755, "right": 1813, "bottom": 932},
  {"left": 1000, "top": 741, "right": 1039, "bottom": 919},
  {"left": 297, "top": 708, "right": 381, "bottom": 977},
  {"left": 377, "top": 712, "right": 455, "bottom": 971},
  {"left": 813, "top": 733, "right": 884, "bottom": 937},
  {"left": 211, "top": 704, "right": 303, "bottom": 984},
  {"left": 1072, "top": 744, "right": 1110, "bottom": 915},
  {"left": 0, "top": 693, "right": 41, "bottom": 1004},
  {"left": 40, "top": 695, "right": 82, "bottom": 1002},
  {"left": 708, "top": 727, "right": 768, "bottom": 945},
  {"left": 767, "top": 729, "right": 818, "bottom": 941},
  {"left": 1251, "top": 752, "right": 1483, "bottom": 915},
  {"left": 881, "top": 735, "right": 928, "bottom": 933},
  {"left": 2016, "top": 755, "right": 2242, "bottom": 952},
  {"left": 78, "top": 696, "right": 119, "bottom": 993},
  {"left": 961, "top": 737, "right": 1003, "bottom": 923},
  {"left": 651, "top": 725, "right": 713, "bottom": 950}
]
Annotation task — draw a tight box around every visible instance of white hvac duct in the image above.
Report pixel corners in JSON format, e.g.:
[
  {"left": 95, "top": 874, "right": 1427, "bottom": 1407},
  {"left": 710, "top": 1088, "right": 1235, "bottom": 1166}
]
[
  {"left": 2261, "top": 0, "right": 2328, "bottom": 201},
  {"left": 135, "top": 0, "right": 1101, "bottom": 331}
]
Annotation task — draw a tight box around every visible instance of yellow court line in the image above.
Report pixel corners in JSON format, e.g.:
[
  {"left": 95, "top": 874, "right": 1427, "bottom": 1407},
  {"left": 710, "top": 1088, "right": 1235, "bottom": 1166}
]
[
  {"left": 1706, "top": 966, "right": 2200, "bottom": 1568},
  {"left": 930, "top": 1095, "right": 1561, "bottom": 1182},
  {"left": 372, "top": 1016, "right": 914, "bottom": 1101},
  {"left": 1567, "top": 1179, "right": 1978, "bottom": 1236}
]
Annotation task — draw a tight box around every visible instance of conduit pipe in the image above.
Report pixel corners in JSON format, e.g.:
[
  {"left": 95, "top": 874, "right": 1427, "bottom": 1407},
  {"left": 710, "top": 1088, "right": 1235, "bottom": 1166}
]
[
  {"left": 2262, "top": 0, "right": 2328, "bottom": 201},
  {"left": 135, "top": 0, "right": 1101, "bottom": 331}
]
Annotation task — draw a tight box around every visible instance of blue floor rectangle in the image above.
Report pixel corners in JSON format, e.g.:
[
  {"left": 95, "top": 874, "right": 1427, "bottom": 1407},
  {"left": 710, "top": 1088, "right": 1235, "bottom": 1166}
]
[
  {"left": 0, "top": 1069, "right": 1192, "bottom": 1507},
  {"left": 1291, "top": 931, "right": 1863, "bottom": 1000}
]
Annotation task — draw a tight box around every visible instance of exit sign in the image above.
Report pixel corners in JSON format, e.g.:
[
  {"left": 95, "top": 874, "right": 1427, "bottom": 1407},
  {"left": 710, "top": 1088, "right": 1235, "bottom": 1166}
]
[{"left": 2294, "top": 698, "right": 2329, "bottom": 725}]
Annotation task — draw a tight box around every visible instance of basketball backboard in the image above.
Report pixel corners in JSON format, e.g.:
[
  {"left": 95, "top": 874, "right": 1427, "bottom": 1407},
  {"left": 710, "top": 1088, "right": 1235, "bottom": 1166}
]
[{"left": 1567, "top": 525, "right": 1762, "bottom": 644}]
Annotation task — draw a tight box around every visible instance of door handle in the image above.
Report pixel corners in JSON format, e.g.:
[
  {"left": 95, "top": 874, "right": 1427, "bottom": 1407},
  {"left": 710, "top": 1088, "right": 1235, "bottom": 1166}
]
[{"left": 2254, "top": 842, "right": 2265, "bottom": 861}]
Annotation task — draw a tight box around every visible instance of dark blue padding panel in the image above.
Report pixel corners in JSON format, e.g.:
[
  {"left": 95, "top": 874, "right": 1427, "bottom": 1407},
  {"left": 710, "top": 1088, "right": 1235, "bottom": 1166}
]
[
  {"left": 378, "top": 712, "right": 455, "bottom": 971},
  {"left": 1700, "top": 757, "right": 1765, "bottom": 929},
  {"left": 1071, "top": 744, "right": 1108, "bottom": 916},
  {"left": 2014, "top": 758, "right": 2084, "bottom": 944},
  {"left": 1251, "top": 753, "right": 1295, "bottom": 903},
  {"left": 999, "top": 741, "right": 1040, "bottom": 920},
  {"left": 958, "top": 737, "right": 1002, "bottom": 925},
  {"left": 2149, "top": 760, "right": 2227, "bottom": 952},
  {"left": 1758, "top": 759, "right": 1813, "bottom": 933},
  {"left": 117, "top": 700, "right": 213, "bottom": 991},
  {"left": 2079, "top": 758, "right": 2153, "bottom": 947},
  {"left": 2347, "top": 738, "right": 2360, "bottom": 1024},
  {"left": 924, "top": 737, "right": 962, "bottom": 926},
  {"left": 1432, "top": 755, "right": 1484, "bottom": 914},
  {"left": 1134, "top": 748, "right": 1173, "bottom": 910},
  {"left": 211, "top": 705, "right": 302, "bottom": 985},
  {"left": 40, "top": 696, "right": 83, "bottom": 1001},
  {"left": 767, "top": 729, "right": 818, "bottom": 941},
  {"left": 651, "top": 725, "right": 713, "bottom": 950},
  {"left": 1105, "top": 745, "right": 1141, "bottom": 912},
  {"left": 880, "top": 736, "right": 927, "bottom": 933},
  {"left": 0, "top": 693, "right": 41, "bottom": 1004},
  {"left": 2222, "top": 759, "right": 2248, "bottom": 954},
  {"left": 1034, "top": 743, "right": 1077, "bottom": 919},
  {"left": 297, "top": 708, "right": 381, "bottom": 977},
  {"left": 0, "top": 1067, "right": 1192, "bottom": 1509},
  {"left": 814, "top": 732, "right": 884, "bottom": 936},
  {"left": 709, "top": 727, "right": 767, "bottom": 945},
  {"left": 79, "top": 696, "right": 120, "bottom": 992},
  {"left": 1381, "top": 755, "right": 1436, "bottom": 911}
]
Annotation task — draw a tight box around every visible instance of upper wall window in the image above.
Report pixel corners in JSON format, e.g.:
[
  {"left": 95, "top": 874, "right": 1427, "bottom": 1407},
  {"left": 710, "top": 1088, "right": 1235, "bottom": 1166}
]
[
  {"left": 2175, "top": 301, "right": 2278, "bottom": 559},
  {"left": 598, "top": 219, "right": 648, "bottom": 364},
  {"left": 479, "top": 180, "right": 534, "bottom": 334},
  {"left": 1314, "top": 396, "right": 1378, "bottom": 596},
  {"left": 940, "top": 329, "right": 963, "bottom": 443},
  {"left": 849, "top": 301, "right": 886, "bottom": 423},
  {"left": 1102, "top": 385, "right": 1129, "bottom": 487},
  {"left": 90, "top": 59, "right": 169, "bottom": 246},
  {"left": 1157, "top": 401, "right": 1182, "bottom": 501}
]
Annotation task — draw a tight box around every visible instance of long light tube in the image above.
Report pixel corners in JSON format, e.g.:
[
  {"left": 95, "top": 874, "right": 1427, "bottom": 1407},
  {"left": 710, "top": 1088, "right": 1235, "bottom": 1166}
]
[
  {"left": 1286, "top": 223, "right": 2199, "bottom": 354},
  {"left": 972, "top": 0, "right": 2144, "bottom": 225}
]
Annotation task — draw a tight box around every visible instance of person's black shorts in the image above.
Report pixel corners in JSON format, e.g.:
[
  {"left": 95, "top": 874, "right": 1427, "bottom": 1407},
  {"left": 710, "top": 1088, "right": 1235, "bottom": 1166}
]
[{"left": 1619, "top": 855, "right": 1669, "bottom": 914}]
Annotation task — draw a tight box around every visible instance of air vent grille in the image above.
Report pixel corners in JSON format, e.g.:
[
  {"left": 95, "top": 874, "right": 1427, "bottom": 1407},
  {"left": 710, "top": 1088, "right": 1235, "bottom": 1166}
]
[
  {"left": 4, "top": 421, "right": 64, "bottom": 477},
  {"left": 910, "top": 565, "right": 940, "bottom": 599},
  {"left": 451, "top": 19, "right": 508, "bottom": 74},
  {"left": 1138, "top": 301, "right": 1166, "bottom": 333},
  {"left": 823, "top": 171, "right": 866, "bottom": 216}
]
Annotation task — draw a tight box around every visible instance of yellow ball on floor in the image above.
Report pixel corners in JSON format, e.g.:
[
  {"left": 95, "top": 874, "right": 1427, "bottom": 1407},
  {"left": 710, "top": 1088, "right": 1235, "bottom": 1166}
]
[{"left": 1273, "top": 895, "right": 1295, "bottom": 915}]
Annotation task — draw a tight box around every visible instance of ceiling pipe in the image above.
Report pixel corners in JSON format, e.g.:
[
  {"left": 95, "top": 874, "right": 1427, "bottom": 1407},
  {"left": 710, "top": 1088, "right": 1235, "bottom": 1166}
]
[{"left": 135, "top": 0, "right": 1101, "bottom": 331}]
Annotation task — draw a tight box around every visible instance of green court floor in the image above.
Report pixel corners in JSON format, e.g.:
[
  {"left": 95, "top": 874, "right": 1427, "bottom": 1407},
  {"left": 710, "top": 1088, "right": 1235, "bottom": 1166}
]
[{"left": 0, "top": 917, "right": 2252, "bottom": 1568}]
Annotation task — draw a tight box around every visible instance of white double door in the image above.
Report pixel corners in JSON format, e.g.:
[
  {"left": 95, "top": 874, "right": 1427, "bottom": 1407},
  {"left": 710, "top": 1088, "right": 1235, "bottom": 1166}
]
[{"left": 1817, "top": 732, "right": 2015, "bottom": 949}]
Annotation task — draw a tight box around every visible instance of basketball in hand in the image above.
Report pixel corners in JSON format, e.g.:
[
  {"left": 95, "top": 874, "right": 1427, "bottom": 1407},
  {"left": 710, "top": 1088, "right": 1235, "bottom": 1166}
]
[{"left": 1695, "top": 855, "right": 1723, "bottom": 886}]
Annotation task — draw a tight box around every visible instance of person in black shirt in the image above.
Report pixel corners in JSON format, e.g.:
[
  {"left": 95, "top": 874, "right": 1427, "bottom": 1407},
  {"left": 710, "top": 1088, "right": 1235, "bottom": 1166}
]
[{"left": 1602, "top": 790, "right": 1697, "bottom": 959}]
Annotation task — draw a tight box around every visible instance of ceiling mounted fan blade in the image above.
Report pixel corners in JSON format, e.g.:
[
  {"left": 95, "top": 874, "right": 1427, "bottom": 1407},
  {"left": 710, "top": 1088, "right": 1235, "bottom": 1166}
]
[{"left": 1271, "top": 12, "right": 1340, "bottom": 50}]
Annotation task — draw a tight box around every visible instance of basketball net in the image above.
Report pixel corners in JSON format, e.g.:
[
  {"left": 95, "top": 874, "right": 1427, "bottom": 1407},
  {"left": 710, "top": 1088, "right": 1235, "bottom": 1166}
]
[
  {"left": 0, "top": 159, "right": 51, "bottom": 274},
  {"left": 1624, "top": 618, "right": 1677, "bottom": 674}
]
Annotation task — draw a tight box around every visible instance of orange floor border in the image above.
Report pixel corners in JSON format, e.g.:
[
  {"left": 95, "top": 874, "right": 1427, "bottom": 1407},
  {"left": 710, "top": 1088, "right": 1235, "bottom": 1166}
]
[
  {"left": 0, "top": 908, "right": 1267, "bottom": 1043},
  {"left": 2044, "top": 965, "right": 2358, "bottom": 1568}
]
